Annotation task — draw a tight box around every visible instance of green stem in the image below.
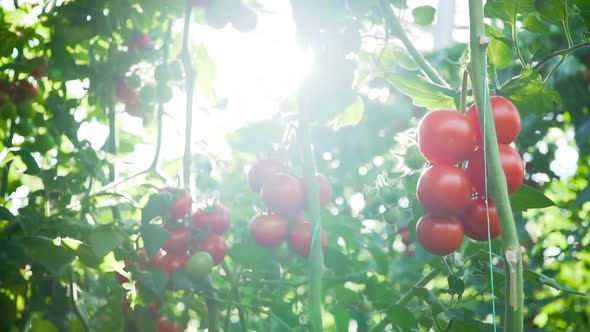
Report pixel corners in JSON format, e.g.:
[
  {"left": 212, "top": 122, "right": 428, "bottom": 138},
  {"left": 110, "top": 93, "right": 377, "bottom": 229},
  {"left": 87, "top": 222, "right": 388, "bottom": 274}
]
[
  {"left": 459, "top": 70, "right": 469, "bottom": 113},
  {"left": 299, "top": 111, "right": 323, "bottom": 332},
  {"left": 181, "top": 0, "right": 195, "bottom": 191},
  {"left": 68, "top": 270, "right": 89, "bottom": 332},
  {"left": 370, "top": 267, "right": 443, "bottom": 332},
  {"left": 563, "top": 0, "right": 573, "bottom": 47},
  {"left": 106, "top": 102, "right": 121, "bottom": 222},
  {"left": 379, "top": 0, "right": 451, "bottom": 88},
  {"left": 467, "top": 2, "right": 523, "bottom": 332},
  {"left": 221, "top": 262, "right": 248, "bottom": 331},
  {"left": 511, "top": 22, "right": 527, "bottom": 68}
]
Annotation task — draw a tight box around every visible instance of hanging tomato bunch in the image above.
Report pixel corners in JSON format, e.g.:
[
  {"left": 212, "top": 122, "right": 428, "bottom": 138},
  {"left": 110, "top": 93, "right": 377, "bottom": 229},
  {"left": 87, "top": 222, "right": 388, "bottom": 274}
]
[
  {"left": 415, "top": 96, "right": 523, "bottom": 255},
  {"left": 247, "top": 158, "right": 331, "bottom": 257},
  {"left": 118, "top": 187, "right": 231, "bottom": 331}
]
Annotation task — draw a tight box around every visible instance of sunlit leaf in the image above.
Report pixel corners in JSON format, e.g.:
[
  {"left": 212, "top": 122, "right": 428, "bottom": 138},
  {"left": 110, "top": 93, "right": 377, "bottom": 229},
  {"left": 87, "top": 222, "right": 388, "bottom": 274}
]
[
  {"left": 412, "top": 6, "right": 436, "bottom": 26},
  {"left": 332, "top": 97, "right": 364, "bottom": 129},
  {"left": 524, "top": 269, "right": 586, "bottom": 295},
  {"left": 510, "top": 184, "right": 556, "bottom": 211}
]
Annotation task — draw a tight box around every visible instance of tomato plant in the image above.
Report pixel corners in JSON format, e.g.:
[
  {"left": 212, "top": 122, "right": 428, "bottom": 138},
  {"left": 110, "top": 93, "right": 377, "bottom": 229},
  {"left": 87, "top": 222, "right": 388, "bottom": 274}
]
[
  {"left": 466, "top": 144, "right": 524, "bottom": 194},
  {"left": 417, "top": 109, "right": 477, "bottom": 165},
  {"left": 417, "top": 165, "right": 473, "bottom": 217},
  {"left": 249, "top": 213, "right": 289, "bottom": 247},
  {"left": 416, "top": 215, "right": 464, "bottom": 255}
]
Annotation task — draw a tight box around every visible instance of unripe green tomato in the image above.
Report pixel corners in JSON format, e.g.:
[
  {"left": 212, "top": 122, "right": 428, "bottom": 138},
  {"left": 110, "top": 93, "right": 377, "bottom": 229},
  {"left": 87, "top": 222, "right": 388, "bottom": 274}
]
[
  {"left": 139, "top": 84, "right": 156, "bottom": 104},
  {"left": 154, "top": 64, "right": 170, "bottom": 83},
  {"left": 185, "top": 252, "right": 214, "bottom": 280},
  {"left": 15, "top": 120, "right": 33, "bottom": 136},
  {"left": 157, "top": 84, "right": 173, "bottom": 103},
  {"left": 378, "top": 185, "right": 399, "bottom": 203},
  {"left": 0, "top": 102, "right": 17, "bottom": 119},
  {"left": 404, "top": 144, "right": 426, "bottom": 169},
  {"left": 383, "top": 208, "right": 401, "bottom": 224},
  {"left": 126, "top": 74, "right": 142, "bottom": 89}
]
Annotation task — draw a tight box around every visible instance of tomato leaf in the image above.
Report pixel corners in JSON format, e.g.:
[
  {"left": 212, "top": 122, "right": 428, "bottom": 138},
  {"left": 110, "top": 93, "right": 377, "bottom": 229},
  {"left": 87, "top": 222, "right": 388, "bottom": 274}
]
[
  {"left": 412, "top": 6, "right": 436, "bottom": 26},
  {"left": 141, "top": 191, "right": 177, "bottom": 224},
  {"left": 485, "top": 0, "right": 535, "bottom": 23},
  {"left": 134, "top": 269, "right": 170, "bottom": 297},
  {"left": 387, "top": 74, "right": 456, "bottom": 109},
  {"left": 0, "top": 206, "right": 15, "bottom": 222},
  {"left": 21, "top": 237, "right": 76, "bottom": 274},
  {"left": 140, "top": 224, "right": 170, "bottom": 259},
  {"left": 502, "top": 70, "right": 562, "bottom": 115},
  {"left": 88, "top": 225, "right": 125, "bottom": 258},
  {"left": 413, "top": 287, "right": 445, "bottom": 314},
  {"left": 14, "top": 149, "right": 41, "bottom": 175},
  {"left": 446, "top": 274, "right": 465, "bottom": 299},
  {"left": 386, "top": 304, "right": 418, "bottom": 330},
  {"left": 522, "top": 15, "right": 550, "bottom": 33},
  {"left": 332, "top": 97, "right": 364, "bottom": 129},
  {"left": 524, "top": 269, "right": 586, "bottom": 295},
  {"left": 448, "top": 308, "right": 496, "bottom": 331},
  {"left": 485, "top": 25, "right": 513, "bottom": 69},
  {"left": 509, "top": 184, "right": 555, "bottom": 211},
  {"left": 535, "top": 0, "right": 565, "bottom": 24}
]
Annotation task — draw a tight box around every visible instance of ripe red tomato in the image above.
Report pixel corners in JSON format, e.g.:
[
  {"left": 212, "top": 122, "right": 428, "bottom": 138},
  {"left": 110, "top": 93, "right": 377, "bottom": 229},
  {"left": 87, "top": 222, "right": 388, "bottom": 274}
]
[
  {"left": 397, "top": 225, "right": 412, "bottom": 246},
  {"left": 130, "top": 32, "right": 153, "bottom": 52},
  {"left": 416, "top": 215, "right": 464, "bottom": 255},
  {"left": 248, "top": 158, "right": 287, "bottom": 193},
  {"left": 163, "top": 225, "right": 190, "bottom": 254},
  {"left": 416, "top": 165, "right": 473, "bottom": 217},
  {"left": 288, "top": 222, "right": 327, "bottom": 257},
  {"left": 160, "top": 189, "right": 192, "bottom": 220},
  {"left": 155, "top": 253, "right": 188, "bottom": 275},
  {"left": 250, "top": 214, "right": 289, "bottom": 247},
  {"left": 417, "top": 109, "right": 477, "bottom": 165},
  {"left": 13, "top": 80, "right": 38, "bottom": 103},
  {"left": 462, "top": 198, "right": 500, "bottom": 241},
  {"left": 155, "top": 317, "right": 183, "bottom": 332},
  {"left": 302, "top": 174, "right": 333, "bottom": 209},
  {"left": 191, "top": 204, "right": 231, "bottom": 235},
  {"left": 466, "top": 145, "right": 524, "bottom": 194},
  {"left": 150, "top": 249, "right": 166, "bottom": 267},
  {"left": 115, "top": 271, "right": 129, "bottom": 284},
  {"left": 116, "top": 78, "right": 139, "bottom": 105},
  {"left": 197, "top": 234, "right": 227, "bottom": 265},
  {"left": 121, "top": 297, "right": 130, "bottom": 316},
  {"left": 466, "top": 96, "right": 521, "bottom": 145},
  {"left": 260, "top": 173, "right": 305, "bottom": 215}
]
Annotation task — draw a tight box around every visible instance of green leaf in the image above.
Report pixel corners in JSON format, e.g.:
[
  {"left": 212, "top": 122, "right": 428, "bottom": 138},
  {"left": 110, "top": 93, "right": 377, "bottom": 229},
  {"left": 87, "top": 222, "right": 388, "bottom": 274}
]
[
  {"left": 135, "top": 269, "right": 170, "bottom": 297},
  {"left": 387, "top": 74, "right": 456, "bottom": 109},
  {"left": 88, "top": 225, "right": 125, "bottom": 258},
  {"left": 14, "top": 149, "right": 41, "bottom": 175},
  {"left": 332, "top": 305, "right": 351, "bottom": 332},
  {"left": 524, "top": 269, "right": 586, "bottom": 295},
  {"left": 332, "top": 97, "right": 364, "bottom": 129},
  {"left": 535, "top": 0, "right": 565, "bottom": 24},
  {"left": 21, "top": 237, "right": 76, "bottom": 274},
  {"left": 485, "top": 25, "right": 513, "bottom": 69},
  {"left": 522, "top": 15, "right": 550, "bottom": 33},
  {"left": 24, "top": 313, "right": 59, "bottom": 332},
  {"left": 387, "top": 304, "right": 418, "bottom": 330},
  {"left": 502, "top": 70, "right": 562, "bottom": 115},
  {"left": 412, "top": 6, "right": 436, "bottom": 26},
  {"left": 448, "top": 308, "right": 495, "bottom": 332},
  {"left": 509, "top": 184, "right": 556, "bottom": 211},
  {"left": 485, "top": 0, "right": 535, "bottom": 23},
  {"left": 0, "top": 206, "right": 15, "bottom": 222},
  {"left": 414, "top": 287, "right": 445, "bottom": 314},
  {"left": 447, "top": 274, "right": 465, "bottom": 299},
  {"left": 140, "top": 224, "right": 170, "bottom": 259},
  {"left": 141, "top": 191, "right": 178, "bottom": 224}
]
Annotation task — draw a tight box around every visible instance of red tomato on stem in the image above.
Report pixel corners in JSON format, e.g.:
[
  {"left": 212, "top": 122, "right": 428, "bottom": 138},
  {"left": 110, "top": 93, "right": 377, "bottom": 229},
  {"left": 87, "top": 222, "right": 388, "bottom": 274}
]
[
  {"left": 155, "top": 317, "right": 183, "bottom": 332},
  {"left": 247, "top": 157, "right": 287, "bottom": 193},
  {"left": 260, "top": 173, "right": 305, "bottom": 215},
  {"left": 416, "top": 165, "right": 473, "bottom": 217},
  {"left": 417, "top": 109, "right": 477, "bottom": 165},
  {"left": 302, "top": 174, "right": 333, "bottom": 209},
  {"left": 462, "top": 197, "right": 500, "bottom": 241},
  {"left": 250, "top": 214, "right": 289, "bottom": 247},
  {"left": 288, "top": 222, "right": 327, "bottom": 257},
  {"left": 466, "top": 96, "right": 521, "bottom": 146},
  {"left": 162, "top": 225, "right": 190, "bottom": 254},
  {"left": 466, "top": 145, "right": 524, "bottom": 194},
  {"left": 192, "top": 204, "right": 231, "bottom": 235},
  {"left": 416, "top": 215, "right": 464, "bottom": 255},
  {"left": 197, "top": 234, "right": 228, "bottom": 265}
]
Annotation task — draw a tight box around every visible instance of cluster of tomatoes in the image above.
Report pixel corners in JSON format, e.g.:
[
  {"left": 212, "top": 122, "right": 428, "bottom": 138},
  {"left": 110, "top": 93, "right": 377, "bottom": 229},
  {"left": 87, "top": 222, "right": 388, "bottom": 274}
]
[
  {"left": 415, "top": 96, "right": 523, "bottom": 255},
  {"left": 118, "top": 187, "right": 232, "bottom": 331},
  {"left": 247, "top": 158, "right": 331, "bottom": 257},
  {"left": 0, "top": 57, "right": 46, "bottom": 114}
]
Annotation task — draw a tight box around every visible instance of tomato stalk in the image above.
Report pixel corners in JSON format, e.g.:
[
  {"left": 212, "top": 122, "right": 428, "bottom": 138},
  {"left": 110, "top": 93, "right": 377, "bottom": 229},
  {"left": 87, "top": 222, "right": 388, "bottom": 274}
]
[
  {"left": 467, "top": 1, "right": 523, "bottom": 331},
  {"left": 221, "top": 262, "right": 248, "bottom": 331},
  {"left": 181, "top": 0, "right": 195, "bottom": 191},
  {"left": 298, "top": 112, "right": 324, "bottom": 331}
]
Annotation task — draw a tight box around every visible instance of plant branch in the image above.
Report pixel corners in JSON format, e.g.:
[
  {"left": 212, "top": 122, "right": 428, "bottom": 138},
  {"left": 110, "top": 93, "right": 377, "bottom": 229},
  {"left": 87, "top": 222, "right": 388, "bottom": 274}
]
[
  {"left": 221, "top": 262, "right": 248, "bottom": 331},
  {"left": 299, "top": 109, "right": 324, "bottom": 331},
  {"left": 205, "top": 280, "right": 220, "bottom": 332},
  {"left": 460, "top": 70, "right": 469, "bottom": 113},
  {"left": 379, "top": 0, "right": 451, "bottom": 88},
  {"left": 467, "top": 1, "right": 523, "bottom": 331},
  {"left": 181, "top": 0, "right": 195, "bottom": 191},
  {"left": 370, "top": 267, "right": 443, "bottom": 332},
  {"left": 511, "top": 22, "right": 527, "bottom": 68},
  {"left": 69, "top": 270, "right": 89, "bottom": 332}
]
